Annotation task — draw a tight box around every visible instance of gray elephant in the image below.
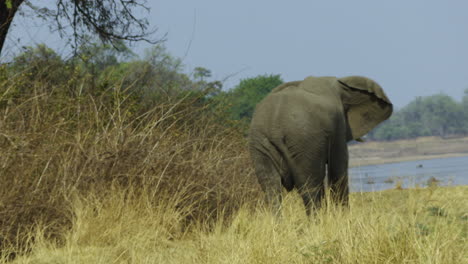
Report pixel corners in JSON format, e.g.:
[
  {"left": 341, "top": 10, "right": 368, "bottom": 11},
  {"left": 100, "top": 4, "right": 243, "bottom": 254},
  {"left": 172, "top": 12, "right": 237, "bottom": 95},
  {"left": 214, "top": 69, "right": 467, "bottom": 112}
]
[{"left": 249, "top": 76, "right": 392, "bottom": 215}]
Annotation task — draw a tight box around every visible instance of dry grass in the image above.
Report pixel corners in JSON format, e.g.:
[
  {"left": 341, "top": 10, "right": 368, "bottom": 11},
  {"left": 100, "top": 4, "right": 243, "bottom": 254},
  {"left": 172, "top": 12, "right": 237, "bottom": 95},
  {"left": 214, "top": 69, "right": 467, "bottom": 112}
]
[
  {"left": 0, "top": 74, "right": 260, "bottom": 260},
  {"left": 3, "top": 186, "right": 467, "bottom": 263},
  {"left": 1, "top": 74, "right": 466, "bottom": 263}
]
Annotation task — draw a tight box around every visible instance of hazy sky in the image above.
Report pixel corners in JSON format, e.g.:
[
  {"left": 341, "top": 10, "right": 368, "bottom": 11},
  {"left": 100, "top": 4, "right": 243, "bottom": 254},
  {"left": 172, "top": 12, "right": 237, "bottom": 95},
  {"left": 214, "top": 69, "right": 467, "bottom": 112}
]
[{"left": 4, "top": 0, "right": 468, "bottom": 108}]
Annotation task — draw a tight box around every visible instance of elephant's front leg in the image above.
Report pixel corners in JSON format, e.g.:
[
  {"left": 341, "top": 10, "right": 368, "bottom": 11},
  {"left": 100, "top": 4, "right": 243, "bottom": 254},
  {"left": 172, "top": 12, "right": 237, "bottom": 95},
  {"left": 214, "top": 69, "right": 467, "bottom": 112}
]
[{"left": 328, "top": 137, "right": 349, "bottom": 206}]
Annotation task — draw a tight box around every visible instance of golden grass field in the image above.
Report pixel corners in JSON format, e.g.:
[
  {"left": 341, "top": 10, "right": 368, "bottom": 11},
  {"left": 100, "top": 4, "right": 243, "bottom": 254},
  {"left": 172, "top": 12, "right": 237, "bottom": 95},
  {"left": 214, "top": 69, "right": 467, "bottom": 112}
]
[
  {"left": 4, "top": 186, "right": 467, "bottom": 264},
  {"left": 1, "top": 75, "right": 467, "bottom": 263}
]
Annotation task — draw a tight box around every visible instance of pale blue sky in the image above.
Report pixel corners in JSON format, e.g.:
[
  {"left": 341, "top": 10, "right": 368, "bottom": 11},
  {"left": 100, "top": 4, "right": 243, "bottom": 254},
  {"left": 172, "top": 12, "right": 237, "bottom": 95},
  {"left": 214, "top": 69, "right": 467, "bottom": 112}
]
[{"left": 4, "top": 0, "right": 468, "bottom": 108}]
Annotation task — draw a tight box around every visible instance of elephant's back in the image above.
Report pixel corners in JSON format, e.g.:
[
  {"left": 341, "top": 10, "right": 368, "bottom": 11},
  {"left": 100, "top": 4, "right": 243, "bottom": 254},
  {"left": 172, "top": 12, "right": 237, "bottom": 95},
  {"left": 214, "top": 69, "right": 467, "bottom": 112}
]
[{"left": 251, "top": 89, "right": 339, "bottom": 138}]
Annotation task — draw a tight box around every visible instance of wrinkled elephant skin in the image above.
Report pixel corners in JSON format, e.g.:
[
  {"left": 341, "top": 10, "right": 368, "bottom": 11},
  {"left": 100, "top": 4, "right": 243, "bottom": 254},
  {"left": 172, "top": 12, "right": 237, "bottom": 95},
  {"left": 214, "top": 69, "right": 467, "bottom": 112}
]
[{"left": 249, "top": 76, "right": 392, "bottom": 215}]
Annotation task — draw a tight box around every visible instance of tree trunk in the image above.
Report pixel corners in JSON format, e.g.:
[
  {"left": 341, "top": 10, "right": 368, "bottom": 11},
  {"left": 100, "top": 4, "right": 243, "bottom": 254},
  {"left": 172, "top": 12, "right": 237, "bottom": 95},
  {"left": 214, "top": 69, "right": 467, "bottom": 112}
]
[{"left": 0, "top": 0, "right": 24, "bottom": 57}]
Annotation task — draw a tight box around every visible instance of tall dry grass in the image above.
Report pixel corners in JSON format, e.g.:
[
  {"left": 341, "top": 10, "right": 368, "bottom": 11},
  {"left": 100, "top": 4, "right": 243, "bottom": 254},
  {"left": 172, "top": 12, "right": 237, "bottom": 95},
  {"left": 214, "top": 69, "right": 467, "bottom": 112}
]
[
  {"left": 0, "top": 70, "right": 260, "bottom": 259},
  {"left": 3, "top": 186, "right": 467, "bottom": 263}
]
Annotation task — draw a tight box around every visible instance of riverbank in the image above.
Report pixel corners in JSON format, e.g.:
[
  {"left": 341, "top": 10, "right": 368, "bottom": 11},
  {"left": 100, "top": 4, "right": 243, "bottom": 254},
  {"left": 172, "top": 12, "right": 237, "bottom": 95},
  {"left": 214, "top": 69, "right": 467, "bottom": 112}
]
[{"left": 349, "top": 136, "right": 468, "bottom": 167}]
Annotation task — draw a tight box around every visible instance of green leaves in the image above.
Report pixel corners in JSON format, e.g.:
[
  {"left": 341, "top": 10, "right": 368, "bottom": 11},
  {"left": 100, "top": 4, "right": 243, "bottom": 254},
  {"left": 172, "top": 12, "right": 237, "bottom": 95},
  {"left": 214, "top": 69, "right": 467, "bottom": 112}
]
[
  {"left": 223, "top": 74, "right": 283, "bottom": 121},
  {"left": 5, "top": 0, "right": 12, "bottom": 9}
]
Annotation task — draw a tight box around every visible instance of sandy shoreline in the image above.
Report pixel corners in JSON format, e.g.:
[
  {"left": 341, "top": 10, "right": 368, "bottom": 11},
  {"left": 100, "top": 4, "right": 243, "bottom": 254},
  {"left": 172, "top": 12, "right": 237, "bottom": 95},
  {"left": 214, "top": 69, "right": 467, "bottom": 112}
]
[
  {"left": 350, "top": 152, "right": 468, "bottom": 167},
  {"left": 348, "top": 136, "right": 468, "bottom": 167}
]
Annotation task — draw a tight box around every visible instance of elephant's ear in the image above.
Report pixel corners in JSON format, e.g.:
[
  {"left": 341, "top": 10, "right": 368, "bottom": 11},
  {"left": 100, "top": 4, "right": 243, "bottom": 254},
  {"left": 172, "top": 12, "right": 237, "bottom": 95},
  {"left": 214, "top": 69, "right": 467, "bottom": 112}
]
[{"left": 338, "top": 76, "right": 393, "bottom": 140}]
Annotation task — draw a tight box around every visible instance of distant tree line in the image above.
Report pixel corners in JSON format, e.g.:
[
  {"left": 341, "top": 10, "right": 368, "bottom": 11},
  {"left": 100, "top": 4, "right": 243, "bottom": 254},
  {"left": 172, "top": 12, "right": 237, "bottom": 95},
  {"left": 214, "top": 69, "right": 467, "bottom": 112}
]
[
  {"left": 3, "top": 42, "right": 467, "bottom": 142},
  {"left": 2, "top": 41, "right": 222, "bottom": 111},
  {"left": 367, "top": 93, "right": 468, "bottom": 140}
]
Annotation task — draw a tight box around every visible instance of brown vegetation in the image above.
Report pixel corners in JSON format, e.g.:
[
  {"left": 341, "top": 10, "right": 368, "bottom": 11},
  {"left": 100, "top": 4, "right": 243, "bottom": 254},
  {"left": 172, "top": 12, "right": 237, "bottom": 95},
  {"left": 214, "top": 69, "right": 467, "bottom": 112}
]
[{"left": 0, "top": 73, "right": 260, "bottom": 259}]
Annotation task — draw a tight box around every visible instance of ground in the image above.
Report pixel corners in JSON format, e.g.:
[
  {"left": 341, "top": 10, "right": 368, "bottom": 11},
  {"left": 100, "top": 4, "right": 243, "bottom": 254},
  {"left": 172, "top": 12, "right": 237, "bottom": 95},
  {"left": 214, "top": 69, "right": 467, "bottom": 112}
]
[
  {"left": 349, "top": 136, "right": 468, "bottom": 166},
  {"left": 6, "top": 186, "right": 467, "bottom": 264}
]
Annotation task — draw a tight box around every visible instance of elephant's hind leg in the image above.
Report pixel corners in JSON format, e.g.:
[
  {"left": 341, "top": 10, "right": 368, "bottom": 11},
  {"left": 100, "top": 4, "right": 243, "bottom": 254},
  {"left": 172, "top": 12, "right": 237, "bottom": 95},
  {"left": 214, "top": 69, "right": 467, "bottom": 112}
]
[
  {"left": 293, "top": 156, "right": 327, "bottom": 216},
  {"left": 249, "top": 147, "right": 283, "bottom": 215},
  {"left": 297, "top": 175, "right": 326, "bottom": 216}
]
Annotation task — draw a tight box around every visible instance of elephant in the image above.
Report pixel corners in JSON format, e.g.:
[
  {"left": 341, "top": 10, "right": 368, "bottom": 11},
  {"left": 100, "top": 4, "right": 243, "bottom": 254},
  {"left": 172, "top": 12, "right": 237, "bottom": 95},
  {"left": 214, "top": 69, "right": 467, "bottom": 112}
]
[{"left": 248, "top": 76, "right": 392, "bottom": 215}]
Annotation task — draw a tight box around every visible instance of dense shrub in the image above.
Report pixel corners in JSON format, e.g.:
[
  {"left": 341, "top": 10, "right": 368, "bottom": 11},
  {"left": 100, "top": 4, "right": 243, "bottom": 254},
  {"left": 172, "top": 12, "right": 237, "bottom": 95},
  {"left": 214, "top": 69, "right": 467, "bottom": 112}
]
[{"left": 0, "top": 45, "right": 260, "bottom": 257}]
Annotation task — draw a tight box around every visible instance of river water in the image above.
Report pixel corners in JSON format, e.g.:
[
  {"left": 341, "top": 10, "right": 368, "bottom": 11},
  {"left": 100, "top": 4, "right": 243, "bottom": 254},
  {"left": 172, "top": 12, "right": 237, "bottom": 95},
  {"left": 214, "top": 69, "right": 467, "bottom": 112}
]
[{"left": 349, "top": 155, "right": 468, "bottom": 192}]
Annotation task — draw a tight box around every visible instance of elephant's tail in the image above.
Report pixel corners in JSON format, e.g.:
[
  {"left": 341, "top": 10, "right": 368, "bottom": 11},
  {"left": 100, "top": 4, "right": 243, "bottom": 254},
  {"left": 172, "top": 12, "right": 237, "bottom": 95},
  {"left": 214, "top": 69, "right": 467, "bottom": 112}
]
[
  {"left": 269, "top": 138, "right": 300, "bottom": 192},
  {"left": 250, "top": 132, "right": 300, "bottom": 191}
]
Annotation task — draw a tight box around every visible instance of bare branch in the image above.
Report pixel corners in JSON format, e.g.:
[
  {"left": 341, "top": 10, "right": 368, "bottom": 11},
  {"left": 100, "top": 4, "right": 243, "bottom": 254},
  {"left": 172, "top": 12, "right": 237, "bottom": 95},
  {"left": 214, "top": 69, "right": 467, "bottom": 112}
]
[{"left": 0, "top": 0, "right": 161, "bottom": 56}]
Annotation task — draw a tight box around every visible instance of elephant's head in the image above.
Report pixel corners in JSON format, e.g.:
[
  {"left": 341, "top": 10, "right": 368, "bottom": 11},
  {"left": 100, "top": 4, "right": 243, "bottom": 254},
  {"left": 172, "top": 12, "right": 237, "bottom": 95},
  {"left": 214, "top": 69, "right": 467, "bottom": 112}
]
[{"left": 336, "top": 76, "right": 393, "bottom": 141}]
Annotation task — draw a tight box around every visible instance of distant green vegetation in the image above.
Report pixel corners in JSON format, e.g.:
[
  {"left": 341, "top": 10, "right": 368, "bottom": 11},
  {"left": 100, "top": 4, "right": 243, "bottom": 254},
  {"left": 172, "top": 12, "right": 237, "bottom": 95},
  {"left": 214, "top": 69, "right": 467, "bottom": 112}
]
[
  {"left": 6, "top": 42, "right": 217, "bottom": 103},
  {"left": 213, "top": 74, "right": 283, "bottom": 129},
  {"left": 368, "top": 93, "right": 468, "bottom": 140},
  {"left": 3, "top": 42, "right": 468, "bottom": 141}
]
